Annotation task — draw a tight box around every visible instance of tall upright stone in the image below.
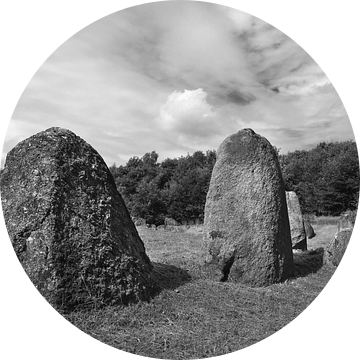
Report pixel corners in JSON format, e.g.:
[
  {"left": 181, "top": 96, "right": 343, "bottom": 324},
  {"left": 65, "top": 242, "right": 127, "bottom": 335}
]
[
  {"left": 202, "top": 129, "right": 294, "bottom": 286},
  {"left": 1, "top": 127, "right": 155, "bottom": 311},
  {"left": 286, "top": 191, "right": 307, "bottom": 250}
]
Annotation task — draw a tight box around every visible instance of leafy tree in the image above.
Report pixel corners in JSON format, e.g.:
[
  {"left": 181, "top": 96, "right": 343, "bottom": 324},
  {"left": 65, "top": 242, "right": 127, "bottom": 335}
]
[
  {"left": 109, "top": 140, "right": 358, "bottom": 223},
  {"left": 131, "top": 177, "right": 167, "bottom": 225},
  {"left": 109, "top": 149, "right": 216, "bottom": 225},
  {"left": 165, "top": 151, "right": 215, "bottom": 223},
  {"left": 318, "top": 141, "right": 359, "bottom": 214},
  {"left": 280, "top": 140, "right": 359, "bottom": 215}
]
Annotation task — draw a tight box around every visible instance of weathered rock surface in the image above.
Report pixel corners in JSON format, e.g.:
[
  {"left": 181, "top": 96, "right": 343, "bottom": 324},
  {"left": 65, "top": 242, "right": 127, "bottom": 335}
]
[
  {"left": 1, "top": 127, "right": 155, "bottom": 311},
  {"left": 338, "top": 210, "right": 357, "bottom": 231},
  {"left": 326, "top": 229, "right": 352, "bottom": 266},
  {"left": 286, "top": 191, "right": 307, "bottom": 250},
  {"left": 202, "top": 129, "right": 294, "bottom": 286}
]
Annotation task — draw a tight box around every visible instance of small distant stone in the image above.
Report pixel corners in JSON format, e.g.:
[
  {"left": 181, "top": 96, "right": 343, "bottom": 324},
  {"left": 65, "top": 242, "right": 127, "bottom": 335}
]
[
  {"left": 164, "top": 217, "right": 179, "bottom": 227},
  {"left": 304, "top": 218, "right": 316, "bottom": 239},
  {"left": 134, "top": 218, "right": 146, "bottom": 226}
]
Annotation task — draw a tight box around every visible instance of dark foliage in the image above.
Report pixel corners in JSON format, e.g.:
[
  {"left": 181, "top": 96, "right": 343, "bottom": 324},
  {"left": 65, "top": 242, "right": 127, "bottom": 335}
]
[
  {"left": 110, "top": 150, "right": 216, "bottom": 225},
  {"left": 279, "top": 140, "right": 359, "bottom": 215},
  {"left": 109, "top": 140, "right": 359, "bottom": 224},
  {"left": 1, "top": 138, "right": 358, "bottom": 222}
]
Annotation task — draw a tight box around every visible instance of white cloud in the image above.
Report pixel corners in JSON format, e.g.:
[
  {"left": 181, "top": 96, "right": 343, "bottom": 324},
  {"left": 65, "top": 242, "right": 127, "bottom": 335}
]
[
  {"left": 156, "top": 88, "right": 254, "bottom": 153},
  {"left": 158, "top": 89, "right": 215, "bottom": 133}
]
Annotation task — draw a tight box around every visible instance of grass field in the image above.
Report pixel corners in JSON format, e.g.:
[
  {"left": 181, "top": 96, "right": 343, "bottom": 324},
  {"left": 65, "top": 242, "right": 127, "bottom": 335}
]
[{"left": 64, "top": 219, "right": 340, "bottom": 359}]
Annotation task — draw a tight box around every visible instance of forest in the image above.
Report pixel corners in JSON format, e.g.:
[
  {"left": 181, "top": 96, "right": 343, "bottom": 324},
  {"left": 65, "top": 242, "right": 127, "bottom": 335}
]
[
  {"left": 109, "top": 140, "right": 359, "bottom": 226},
  {"left": 110, "top": 150, "right": 216, "bottom": 226}
]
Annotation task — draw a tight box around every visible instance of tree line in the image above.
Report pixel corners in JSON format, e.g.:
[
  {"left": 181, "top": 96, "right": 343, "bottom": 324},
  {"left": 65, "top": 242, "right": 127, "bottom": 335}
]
[
  {"left": 0, "top": 139, "right": 356, "bottom": 224},
  {"left": 109, "top": 150, "right": 216, "bottom": 226},
  {"left": 109, "top": 140, "right": 359, "bottom": 224},
  {"left": 279, "top": 140, "right": 359, "bottom": 216}
]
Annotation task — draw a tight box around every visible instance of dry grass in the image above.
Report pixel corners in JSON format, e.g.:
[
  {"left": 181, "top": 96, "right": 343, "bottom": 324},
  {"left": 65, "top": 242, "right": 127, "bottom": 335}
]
[
  {"left": 64, "top": 222, "right": 339, "bottom": 359},
  {"left": 308, "top": 217, "right": 339, "bottom": 250},
  {"left": 311, "top": 215, "right": 339, "bottom": 226}
]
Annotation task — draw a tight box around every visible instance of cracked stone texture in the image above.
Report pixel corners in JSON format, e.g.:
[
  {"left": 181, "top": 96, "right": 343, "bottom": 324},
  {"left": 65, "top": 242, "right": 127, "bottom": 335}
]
[
  {"left": 1, "top": 127, "right": 155, "bottom": 311},
  {"left": 286, "top": 191, "right": 307, "bottom": 250},
  {"left": 202, "top": 129, "right": 294, "bottom": 286}
]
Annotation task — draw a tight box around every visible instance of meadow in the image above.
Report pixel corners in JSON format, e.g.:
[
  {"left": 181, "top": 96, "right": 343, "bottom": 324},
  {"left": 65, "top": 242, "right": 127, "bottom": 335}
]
[{"left": 64, "top": 218, "right": 339, "bottom": 359}]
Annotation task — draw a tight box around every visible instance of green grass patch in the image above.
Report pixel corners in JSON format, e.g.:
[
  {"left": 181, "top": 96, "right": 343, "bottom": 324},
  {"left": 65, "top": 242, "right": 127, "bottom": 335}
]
[
  {"left": 312, "top": 215, "right": 340, "bottom": 226},
  {"left": 64, "top": 224, "right": 338, "bottom": 359}
]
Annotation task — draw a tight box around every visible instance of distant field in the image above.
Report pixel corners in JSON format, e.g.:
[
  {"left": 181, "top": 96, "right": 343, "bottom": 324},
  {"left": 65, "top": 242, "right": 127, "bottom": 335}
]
[
  {"left": 308, "top": 220, "right": 339, "bottom": 250},
  {"left": 65, "top": 220, "right": 341, "bottom": 359}
]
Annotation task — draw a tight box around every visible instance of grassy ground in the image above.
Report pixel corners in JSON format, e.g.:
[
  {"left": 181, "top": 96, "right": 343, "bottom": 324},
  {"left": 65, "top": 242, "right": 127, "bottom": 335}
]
[
  {"left": 64, "top": 220, "right": 339, "bottom": 359},
  {"left": 308, "top": 220, "right": 338, "bottom": 250}
]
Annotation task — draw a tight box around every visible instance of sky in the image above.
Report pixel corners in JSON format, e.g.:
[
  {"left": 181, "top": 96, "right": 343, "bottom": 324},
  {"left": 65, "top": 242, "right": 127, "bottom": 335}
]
[{"left": 2, "top": 1, "right": 355, "bottom": 166}]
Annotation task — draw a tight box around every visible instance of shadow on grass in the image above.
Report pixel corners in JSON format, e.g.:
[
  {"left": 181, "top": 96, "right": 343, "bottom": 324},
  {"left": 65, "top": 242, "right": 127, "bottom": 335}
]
[
  {"left": 150, "top": 262, "right": 192, "bottom": 293},
  {"left": 293, "top": 247, "right": 324, "bottom": 278}
]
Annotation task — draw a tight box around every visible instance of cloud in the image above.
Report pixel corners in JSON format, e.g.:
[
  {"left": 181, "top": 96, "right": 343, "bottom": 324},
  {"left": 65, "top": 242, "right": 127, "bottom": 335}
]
[
  {"left": 2, "top": 1, "right": 354, "bottom": 166},
  {"left": 113, "top": 2, "right": 258, "bottom": 105},
  {"left": 223, "top": 8, "right": 331, "bottom": 98},
  {"left": 158, "top": 89, "right": 215, "bottom": 134},
  {"left": 6, "top": 17, "right": 173, "bottom": 164},
  {"left": 156, "top": 88, "right": 246, "bottom": 151}
]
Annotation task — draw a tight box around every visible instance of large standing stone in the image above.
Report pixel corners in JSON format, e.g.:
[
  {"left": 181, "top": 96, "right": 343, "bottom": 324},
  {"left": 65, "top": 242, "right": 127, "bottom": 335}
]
[
  {"left": 286, "top": 191, "right": 307, "bottom": 250},
  {"left": 1, "top": 127, "right": 155, "bottom": 311},
  {"left": 202, "top": 129, "right": 294, "bottom": 286}
]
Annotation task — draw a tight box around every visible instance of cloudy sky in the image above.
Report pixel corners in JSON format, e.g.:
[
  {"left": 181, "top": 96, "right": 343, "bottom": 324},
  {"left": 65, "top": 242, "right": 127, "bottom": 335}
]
[{"left": 2, "top": 1, "right": 354, "bottom": 166}]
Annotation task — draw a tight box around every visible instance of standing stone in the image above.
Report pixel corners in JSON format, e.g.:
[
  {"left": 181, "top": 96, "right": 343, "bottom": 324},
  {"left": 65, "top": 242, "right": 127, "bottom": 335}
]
[
  {"left": 326, "top": 229, "right": 352, "bottom": 266},
  {"left": 304, "top": 218, "right": 316, "bottom": 239},
  {"left": 326, "top": 210, "right": 356, "bottom": 266},
  {"left": 338, "top": 210, "right": 357, "bottom": 231},
  {"left": 202, "top": 129, "right": 294, "bottom": 286},
  {"left": 134, "top": 218, "right": 146, "bottom": 227},
  {"left": 164, "top": 217, "right": 179, "bottom": 227},
  {"left": 1, "top": 127, "right": 155, "bottom": 311},
  {"left": 286, "top": 191, "right": 307, "bottom": 250}
]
